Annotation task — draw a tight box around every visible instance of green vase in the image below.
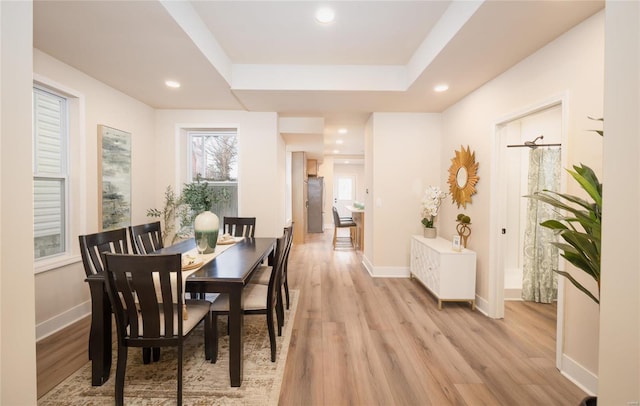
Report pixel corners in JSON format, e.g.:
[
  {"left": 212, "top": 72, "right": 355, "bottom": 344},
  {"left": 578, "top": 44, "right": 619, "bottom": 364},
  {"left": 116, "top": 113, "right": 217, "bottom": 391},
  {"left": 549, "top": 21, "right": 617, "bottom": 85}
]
[{"left": 194, "top": 211, "right": 219, "bottom": 254}]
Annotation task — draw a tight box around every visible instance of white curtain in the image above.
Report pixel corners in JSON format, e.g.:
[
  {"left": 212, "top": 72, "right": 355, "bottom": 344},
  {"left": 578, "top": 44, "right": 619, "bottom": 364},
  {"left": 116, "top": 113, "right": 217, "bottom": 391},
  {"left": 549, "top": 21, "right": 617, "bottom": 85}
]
[{"left": 522, "top": 147, "right": 561, "bottom": 303}]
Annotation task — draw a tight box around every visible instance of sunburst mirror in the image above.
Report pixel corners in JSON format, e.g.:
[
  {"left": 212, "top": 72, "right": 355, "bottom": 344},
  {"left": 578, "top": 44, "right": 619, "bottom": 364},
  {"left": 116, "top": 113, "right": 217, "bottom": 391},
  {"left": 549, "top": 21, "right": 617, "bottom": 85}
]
[{"left": 447, "top": 145, "right": 479, "bottom": 209}]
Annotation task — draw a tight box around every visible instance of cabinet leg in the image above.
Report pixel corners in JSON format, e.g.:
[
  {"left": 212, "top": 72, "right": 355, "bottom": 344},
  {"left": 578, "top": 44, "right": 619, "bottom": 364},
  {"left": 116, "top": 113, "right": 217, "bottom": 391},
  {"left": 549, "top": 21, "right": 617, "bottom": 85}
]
[
  {"left": 438, "top": 300, "right": 442, "bottom": 310},
  {"left": 471, "top": 300, "right": 476, "bottom": 311}
]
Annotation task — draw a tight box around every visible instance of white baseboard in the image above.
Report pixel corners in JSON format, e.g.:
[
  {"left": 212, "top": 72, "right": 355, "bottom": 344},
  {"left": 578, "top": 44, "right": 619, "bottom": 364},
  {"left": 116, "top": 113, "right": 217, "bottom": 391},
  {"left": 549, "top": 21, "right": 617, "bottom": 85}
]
[
  {"left": 36, "top": 300, "right": 91, "bottom": 341},
  {"left": 473, "top": 295, "right": 490, "bottom": 316},
  {"left": 360, "top": 256, "right": 409, "bottom": 278},
  {"left": 560, "top": 353, "right": 598, "bottom": 396},
  {"left": 504, "top": 288, "right": 523, "bottom": 300}
]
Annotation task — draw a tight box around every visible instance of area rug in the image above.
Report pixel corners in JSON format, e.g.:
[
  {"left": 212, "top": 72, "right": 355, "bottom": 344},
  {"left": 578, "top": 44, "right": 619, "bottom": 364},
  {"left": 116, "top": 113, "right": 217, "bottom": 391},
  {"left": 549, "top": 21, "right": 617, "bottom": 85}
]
[{"left": 38, "top": 290, "right": 298, "bottom": 406}]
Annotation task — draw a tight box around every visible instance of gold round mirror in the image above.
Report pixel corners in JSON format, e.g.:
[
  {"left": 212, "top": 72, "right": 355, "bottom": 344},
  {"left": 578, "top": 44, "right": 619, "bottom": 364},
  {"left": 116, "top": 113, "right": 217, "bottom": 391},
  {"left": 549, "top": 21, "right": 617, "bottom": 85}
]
[{"left": 448, "top": 146, "right": 479, "bottom": 209}]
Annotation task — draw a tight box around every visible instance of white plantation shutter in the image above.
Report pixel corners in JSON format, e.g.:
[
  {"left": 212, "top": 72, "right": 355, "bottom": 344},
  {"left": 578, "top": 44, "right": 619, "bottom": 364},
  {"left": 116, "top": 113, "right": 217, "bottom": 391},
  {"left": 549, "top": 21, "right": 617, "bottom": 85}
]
[{"left": 33, "top": 87, "right": 67, "bottom": 259}]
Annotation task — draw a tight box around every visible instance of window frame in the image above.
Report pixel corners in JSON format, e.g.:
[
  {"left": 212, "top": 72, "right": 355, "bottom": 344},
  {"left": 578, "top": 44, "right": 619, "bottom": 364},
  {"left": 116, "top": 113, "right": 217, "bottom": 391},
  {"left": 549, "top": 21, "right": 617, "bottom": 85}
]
[
  {"left": 33, "top": 85, "right": 70, "bottom": 262},
  {"left": 32, "top": 75, "right": 85, "bottom": 274}
]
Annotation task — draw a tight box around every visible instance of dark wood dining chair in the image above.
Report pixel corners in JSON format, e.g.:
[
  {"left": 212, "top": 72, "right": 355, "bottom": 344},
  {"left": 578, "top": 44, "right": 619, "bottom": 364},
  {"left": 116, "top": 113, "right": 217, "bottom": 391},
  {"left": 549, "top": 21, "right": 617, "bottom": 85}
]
[
  {"left": 79, "top": 228, "right": 130, "bottom": 375},
  {"left": 129, "top": 221, "right": 171, "bottom": 354},
  {"left": 103, "top": 253, "right": 213, "bottom": 406},
  {"left": 129, "top": 221, "right": 163, "bottom": 254},
  {"left": 210, "top": 232, "right": 287, "bottom": 363},
  {"left": 332, "top": 206, "right": 356, "bottom": 249},
  {"left": 222, "top": 216, "right": 256, "bottom": 238},
  {"left": 250, "top": 224, "right": 293, "bottom": 333}
]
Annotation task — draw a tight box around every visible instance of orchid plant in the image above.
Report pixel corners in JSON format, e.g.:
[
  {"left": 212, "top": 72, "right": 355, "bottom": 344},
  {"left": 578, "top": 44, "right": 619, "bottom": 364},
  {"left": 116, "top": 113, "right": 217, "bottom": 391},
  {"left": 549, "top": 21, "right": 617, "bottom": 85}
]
[{"left": 421, "top": 186, "right": 447, "bottom": 228}]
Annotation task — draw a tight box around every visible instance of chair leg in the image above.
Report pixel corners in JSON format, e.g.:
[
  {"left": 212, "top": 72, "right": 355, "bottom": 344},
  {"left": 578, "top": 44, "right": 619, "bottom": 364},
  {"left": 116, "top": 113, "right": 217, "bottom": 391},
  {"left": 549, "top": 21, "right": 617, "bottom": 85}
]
[
  {"left": 115, "top": 344, "right": 128, "bottom": 406},
  {"left": 152, "top": 347, "right": 160, "bottom": 362},
  {"left": 333, "top": 226, "right": 337, "bottom": 249},
  {"left": 177, "top": 342, "right": 183, "bottom": 406},
  {"left": 267, "top": 309, "right": 276, "bottom": 362},
  {"left": 276, "top": 288, "right": 284, "bottom": 337},
  {"left": 284, "top": 277, "right": 290, "bottom": 310},
  {"left": 204, "top": 313, "right": 212, "bottom": 360},
  {"left": 142, "top": 348, "right": 151, "bottom": 364},
  {"left": 211, "top": 314, "right": 219, "bottom": 363}
]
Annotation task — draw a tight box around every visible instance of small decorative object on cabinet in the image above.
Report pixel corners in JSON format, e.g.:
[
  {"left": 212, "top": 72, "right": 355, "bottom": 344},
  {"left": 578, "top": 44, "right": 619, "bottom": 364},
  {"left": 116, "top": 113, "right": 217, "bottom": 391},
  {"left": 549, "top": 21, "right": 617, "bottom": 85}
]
[
  {"left": 420, "top": 185, "right": 447, "bottom": 239},
  {"left": 455, "top": 213, "right": 472, "bottom": 248},
  {"left": 410, "top": 235, "right": 477, "bottom": 310},
  {"left": 194, "top": 211, "right": 219, "bottom": 254}
]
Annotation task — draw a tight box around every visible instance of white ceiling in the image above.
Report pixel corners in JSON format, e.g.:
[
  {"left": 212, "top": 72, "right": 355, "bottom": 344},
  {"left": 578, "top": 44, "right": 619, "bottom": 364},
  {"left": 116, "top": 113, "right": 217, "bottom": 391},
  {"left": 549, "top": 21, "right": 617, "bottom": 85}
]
[{"left": 33, "top": 0, "right": 603, "bottom": 161}]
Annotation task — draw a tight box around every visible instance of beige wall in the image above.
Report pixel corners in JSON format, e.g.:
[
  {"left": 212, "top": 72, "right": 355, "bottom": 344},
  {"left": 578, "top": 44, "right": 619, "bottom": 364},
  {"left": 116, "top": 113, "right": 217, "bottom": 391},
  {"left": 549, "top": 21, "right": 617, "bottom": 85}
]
[
  {"left": 599, "top": 1, "right": 640, "bottom": 402},
  {"left": 367, "top": 113, "right": 442, "bottom": 274},
  {"left": 440, "top": 11, "right": 604, "bottom": 384},
  {"left": 1, "top": 1, "right": 38, "bottom": 403},
  {"left": 153, "top": 110, "right": 285, "bottom": 238}
]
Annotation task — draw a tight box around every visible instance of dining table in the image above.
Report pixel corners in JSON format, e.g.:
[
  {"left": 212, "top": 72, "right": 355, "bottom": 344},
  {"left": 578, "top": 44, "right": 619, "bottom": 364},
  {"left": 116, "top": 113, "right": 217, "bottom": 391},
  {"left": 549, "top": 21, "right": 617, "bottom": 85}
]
[{"left": 84, "top": 236, "right": 276, "bottom": 388}]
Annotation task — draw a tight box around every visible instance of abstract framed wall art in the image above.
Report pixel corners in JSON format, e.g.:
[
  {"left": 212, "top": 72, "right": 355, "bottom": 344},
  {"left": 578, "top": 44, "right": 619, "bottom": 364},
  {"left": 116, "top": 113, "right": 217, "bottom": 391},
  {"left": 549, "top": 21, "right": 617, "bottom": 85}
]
[{"left": 98, "top": 125, "right": 131, "bottom": 230}]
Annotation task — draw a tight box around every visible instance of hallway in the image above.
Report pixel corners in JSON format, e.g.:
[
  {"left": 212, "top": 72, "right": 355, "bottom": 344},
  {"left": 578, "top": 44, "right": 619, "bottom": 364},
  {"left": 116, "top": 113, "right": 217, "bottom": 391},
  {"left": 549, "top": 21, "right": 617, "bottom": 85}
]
[{"left": 279, "top": 231, "right": 586, "bottom": 405}]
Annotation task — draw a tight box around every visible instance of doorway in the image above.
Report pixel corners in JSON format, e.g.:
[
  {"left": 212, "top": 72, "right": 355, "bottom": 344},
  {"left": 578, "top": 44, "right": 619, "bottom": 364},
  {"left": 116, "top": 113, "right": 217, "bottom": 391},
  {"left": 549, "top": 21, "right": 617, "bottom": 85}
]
[
  {"left": 333, "top": 174, "right": 356, "bottom": 217},
  {"left": 490, "top": 96, "right": 567, "bottom": 369}
]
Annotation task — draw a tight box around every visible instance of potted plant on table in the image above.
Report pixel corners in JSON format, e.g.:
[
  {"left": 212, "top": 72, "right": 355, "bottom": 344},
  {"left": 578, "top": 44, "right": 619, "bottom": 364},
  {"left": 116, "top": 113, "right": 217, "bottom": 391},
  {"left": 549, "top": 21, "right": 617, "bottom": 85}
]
[
  {"left": 421, "top": 185, "right": 447, "bottom": 238},
  {"left": 148, "top": 176, "right": 231, "bottom": 248}
]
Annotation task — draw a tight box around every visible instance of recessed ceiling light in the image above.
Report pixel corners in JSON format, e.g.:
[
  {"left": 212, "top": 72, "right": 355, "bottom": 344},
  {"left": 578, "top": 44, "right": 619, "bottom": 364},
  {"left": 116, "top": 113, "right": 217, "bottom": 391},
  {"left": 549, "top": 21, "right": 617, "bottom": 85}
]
[
  {"left": 315, "top": 7, "right": 335, "bottom": 24},
  {"left": 333, "top": 149, "right": 340, "bottom": 154},
  {"left": 165, "top": 80, "right": 181, "bottom": 88},
  {"left": 338, "top": 128, "right": 348, "bottom": 134},
  {"left": 345, "top": 160, "right": 350, "bottom": 164},
  {"left": 434, "top": 83, "right": 449, "bottom": 92},
  {"left": 336, "top": 139, "right": 344, "bottom": 144}
]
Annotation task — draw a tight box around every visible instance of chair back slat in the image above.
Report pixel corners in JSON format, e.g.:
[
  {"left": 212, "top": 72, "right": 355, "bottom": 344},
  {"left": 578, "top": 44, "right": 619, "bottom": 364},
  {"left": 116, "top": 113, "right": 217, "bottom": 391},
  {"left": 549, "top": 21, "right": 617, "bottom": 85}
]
[
  {"left": 104, "top": 253, "right": 183, "bottom": 342},
  {"left": 129, "top": 221, "right": 164, "bottom": 254},
  {"left": 223, "top": 217, "right": 256, "bottom": 238},
  {"left": 79, "top": 228, "right": 129, "bottom": 276}
]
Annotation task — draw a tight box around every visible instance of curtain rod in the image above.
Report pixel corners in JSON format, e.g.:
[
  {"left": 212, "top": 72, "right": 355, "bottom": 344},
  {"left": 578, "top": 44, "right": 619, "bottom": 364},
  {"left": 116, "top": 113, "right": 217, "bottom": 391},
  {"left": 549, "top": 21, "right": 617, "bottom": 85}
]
[
  {"left": 507, "top": 135, "right": 560, "bottom": 148},
  {"left": 506, "top": 143, "right": 562, "bottom": 148}
]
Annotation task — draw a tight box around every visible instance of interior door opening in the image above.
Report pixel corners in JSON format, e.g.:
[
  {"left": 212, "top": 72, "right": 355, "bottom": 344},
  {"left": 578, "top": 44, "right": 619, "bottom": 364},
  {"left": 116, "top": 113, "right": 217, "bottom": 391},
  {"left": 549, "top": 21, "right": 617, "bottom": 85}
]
[{"left": 491, "top": 98, "right": 567, "bottom": 370}]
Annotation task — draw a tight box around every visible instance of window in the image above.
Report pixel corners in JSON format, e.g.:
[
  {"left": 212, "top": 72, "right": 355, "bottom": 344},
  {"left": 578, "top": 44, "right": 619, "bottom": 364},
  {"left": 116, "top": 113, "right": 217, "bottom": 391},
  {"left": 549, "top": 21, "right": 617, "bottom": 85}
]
[
  {"left": 188, "top": 129, "right": 238, "bottom": 218},
  {"left": 33, "top": 87, "right": 68, "bottom": 259},
  {"left": 337, "top": 176, "right": 354, "bottom": 201}
]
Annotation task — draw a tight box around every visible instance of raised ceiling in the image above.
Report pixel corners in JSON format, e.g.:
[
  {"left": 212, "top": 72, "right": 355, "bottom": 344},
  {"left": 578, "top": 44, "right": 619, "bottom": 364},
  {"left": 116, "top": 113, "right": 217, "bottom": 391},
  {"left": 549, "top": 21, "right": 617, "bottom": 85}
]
[{"left": 34, "top": 0, "right": 603, "bottom": 159}]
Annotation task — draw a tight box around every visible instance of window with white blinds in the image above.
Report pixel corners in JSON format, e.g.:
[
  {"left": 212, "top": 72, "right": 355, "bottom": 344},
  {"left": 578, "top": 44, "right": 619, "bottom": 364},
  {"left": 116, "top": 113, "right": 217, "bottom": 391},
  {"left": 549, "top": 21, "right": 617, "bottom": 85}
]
[
  {"left": 188, "top": 129, "right": 239, "bottom": 219},
  {"left": 33, "top": 87, "right": 67, "bottom": 259}
]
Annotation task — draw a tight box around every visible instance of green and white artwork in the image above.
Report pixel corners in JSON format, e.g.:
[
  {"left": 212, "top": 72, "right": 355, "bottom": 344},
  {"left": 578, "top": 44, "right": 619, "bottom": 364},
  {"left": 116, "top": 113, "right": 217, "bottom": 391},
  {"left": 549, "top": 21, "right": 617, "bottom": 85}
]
[{"left": 99, "top": 125, "right": 131, "bottom": 230}]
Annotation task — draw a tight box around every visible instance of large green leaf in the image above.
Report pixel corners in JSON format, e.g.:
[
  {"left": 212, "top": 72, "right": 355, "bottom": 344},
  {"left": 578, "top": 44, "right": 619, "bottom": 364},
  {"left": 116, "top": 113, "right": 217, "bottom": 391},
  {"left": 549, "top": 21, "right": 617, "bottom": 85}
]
[{"left": 554, "top": 270, "right": 600, "bottom": 304}]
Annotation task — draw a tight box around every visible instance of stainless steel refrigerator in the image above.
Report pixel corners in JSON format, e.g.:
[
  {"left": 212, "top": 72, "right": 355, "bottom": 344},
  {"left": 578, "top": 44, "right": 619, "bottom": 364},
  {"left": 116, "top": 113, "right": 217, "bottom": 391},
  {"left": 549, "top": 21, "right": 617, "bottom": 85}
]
[{"left": 307, "top": 176, "right": 324, "bottom": 233}]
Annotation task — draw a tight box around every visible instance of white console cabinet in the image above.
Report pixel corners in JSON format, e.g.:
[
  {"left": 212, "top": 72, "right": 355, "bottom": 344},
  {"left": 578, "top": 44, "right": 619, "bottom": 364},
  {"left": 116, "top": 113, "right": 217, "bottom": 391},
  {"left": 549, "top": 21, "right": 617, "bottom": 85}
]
[{"left": 410, "top": 235, "right": 477, "bottom": 310}]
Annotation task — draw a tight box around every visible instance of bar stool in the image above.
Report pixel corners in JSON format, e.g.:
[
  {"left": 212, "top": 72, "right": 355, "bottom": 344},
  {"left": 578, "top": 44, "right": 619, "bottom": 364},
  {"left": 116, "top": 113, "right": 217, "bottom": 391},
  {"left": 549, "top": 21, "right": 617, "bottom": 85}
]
[{"left": 332, "top": 207, "right": 356, "bottom": 249}]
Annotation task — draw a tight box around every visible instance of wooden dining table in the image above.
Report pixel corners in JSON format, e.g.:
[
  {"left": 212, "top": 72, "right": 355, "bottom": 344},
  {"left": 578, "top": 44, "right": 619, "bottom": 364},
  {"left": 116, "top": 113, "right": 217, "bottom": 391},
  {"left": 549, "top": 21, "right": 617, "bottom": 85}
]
[{"left": 84, "top": 237, "right": 276, "bottom": 388}]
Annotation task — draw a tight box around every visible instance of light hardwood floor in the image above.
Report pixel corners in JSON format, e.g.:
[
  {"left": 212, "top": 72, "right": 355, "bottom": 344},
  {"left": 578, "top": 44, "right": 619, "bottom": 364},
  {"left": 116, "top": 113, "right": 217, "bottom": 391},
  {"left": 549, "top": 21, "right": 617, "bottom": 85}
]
[
  {"left": 37, "top": 230, "right": 587, "bottom": 405},
  {"left": 278, "top": 231, "right": 586, "bottom": 405}
]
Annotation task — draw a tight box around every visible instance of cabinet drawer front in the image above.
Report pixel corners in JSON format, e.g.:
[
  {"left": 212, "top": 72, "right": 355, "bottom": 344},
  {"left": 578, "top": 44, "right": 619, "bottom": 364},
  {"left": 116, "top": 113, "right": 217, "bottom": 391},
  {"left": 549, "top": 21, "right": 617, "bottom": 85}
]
[{"left": 411, "top": 238, "right": 440, "bottom": 294}]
